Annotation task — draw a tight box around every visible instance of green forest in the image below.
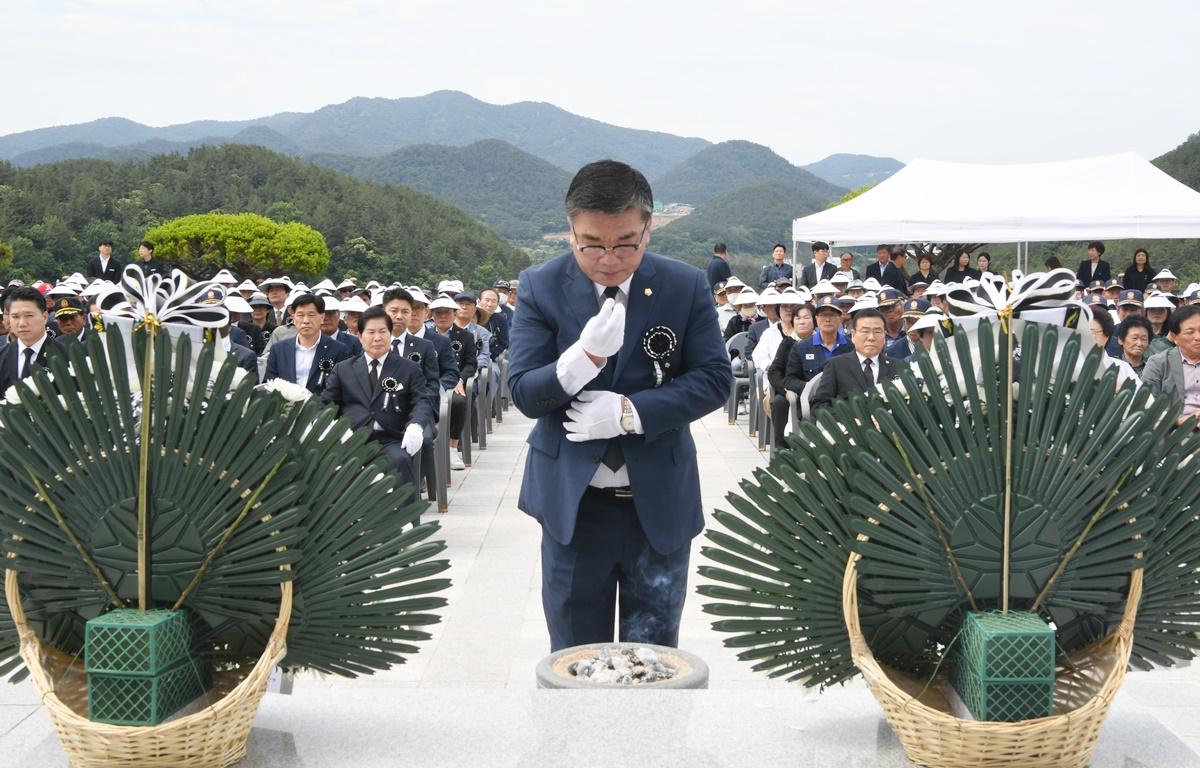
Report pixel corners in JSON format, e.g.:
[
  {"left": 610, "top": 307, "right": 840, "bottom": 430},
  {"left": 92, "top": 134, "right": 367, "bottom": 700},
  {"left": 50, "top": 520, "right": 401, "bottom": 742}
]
[{"left": 0, "top": 144, "right": 528, "bottom": 287}]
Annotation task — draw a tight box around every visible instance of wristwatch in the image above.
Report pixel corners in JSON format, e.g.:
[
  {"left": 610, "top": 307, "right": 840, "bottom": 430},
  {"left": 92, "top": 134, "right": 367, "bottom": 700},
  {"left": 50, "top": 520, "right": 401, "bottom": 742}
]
[{"left": 619, "top": 396, "right": 635, "bottom": 433}]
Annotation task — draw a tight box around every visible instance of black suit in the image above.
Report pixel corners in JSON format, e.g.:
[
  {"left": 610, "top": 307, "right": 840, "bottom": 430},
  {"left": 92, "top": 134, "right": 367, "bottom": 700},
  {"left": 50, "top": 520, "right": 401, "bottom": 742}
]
[
  {"left": 135, "top": 258, "right": 168, "bottom": 277},
  {"left": 881, "top": 264, "right": 910, "bottom": 295},
  {"left": 810, "top": 352, "right": 900, "bottom": 412},
  {"left": 390, "top": 333, "right": 439, "bottom": 414},
  {"left": 235, "top": 320, "right": 266, "bottom": 355},
  {"left": 865, "top": 261, "right": 891, "bottom": 283},
  {"left": 432, "top": 324, "right": 476, "bottom": 441},
  {"left": 801, "top": 260, "right": 837, "bottom": 289},
  {"left": 264, "top": 335, "right": 353, "bottom": 395},
  {"left": 229, "top": 342, "right": 259, "bottom": 382},
  {"left": 0, "top": 337, "right": 58, "bottom": 395},
  {"left": 1076, "top": 259, "right": 1112, "bottom": 286},
  {"left": 86, "top": 256, "right": 122, "bottom": 282},
  {"left": 321, "top": 352, "right": 433, "bottom": 490}
]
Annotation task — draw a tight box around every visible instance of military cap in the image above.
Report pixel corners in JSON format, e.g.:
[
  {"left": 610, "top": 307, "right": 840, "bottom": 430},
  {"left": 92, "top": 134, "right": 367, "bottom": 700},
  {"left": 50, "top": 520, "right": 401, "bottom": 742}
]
[
  {"left": 902, "top": 298, "right": 932, "bottom": 319},
  {"left": 1117, "top": 289, "right": 1143, "bottom": 307},
  {"left": 493, "top": 279, "right": 511, "bottom": 291},
  {"left": 53, "top": 296, "right": 85, "bottom": 318},
  {"left": 199, "top": 287, "right": 226, "bottom": 305},
  {"left": 1084, "top": 293, "right": 1109, "bottom": 308},
  {"left": 1087, "top": 280, "right": 1106, "bottom": 293},
  {"left": 712, "top": 280, "right": 727, "bottom": 295},
  {"left": 812, "top": 295, "right": 843, "bottom": 315},
  {"left": 453, "top": 291, "right": 477, "bottom": 305},
  {"left": 877, "top": 288, "right": 905, "bottom": 306},
  {"left": 1107, "top": 277, "right": 1123, "bottom": 290}
]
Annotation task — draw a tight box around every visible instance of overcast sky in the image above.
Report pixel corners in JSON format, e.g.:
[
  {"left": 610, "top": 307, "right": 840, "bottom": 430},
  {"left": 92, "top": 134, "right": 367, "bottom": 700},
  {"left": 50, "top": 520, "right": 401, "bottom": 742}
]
[{"left": 5, "top": 0, "right": 1198, "bottom": 165}]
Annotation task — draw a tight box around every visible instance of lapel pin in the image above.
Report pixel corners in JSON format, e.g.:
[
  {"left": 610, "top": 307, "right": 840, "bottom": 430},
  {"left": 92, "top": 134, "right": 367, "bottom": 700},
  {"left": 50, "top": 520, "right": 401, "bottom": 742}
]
[{"left": 644, "top": 288, "right": 653, "bottom": 297}]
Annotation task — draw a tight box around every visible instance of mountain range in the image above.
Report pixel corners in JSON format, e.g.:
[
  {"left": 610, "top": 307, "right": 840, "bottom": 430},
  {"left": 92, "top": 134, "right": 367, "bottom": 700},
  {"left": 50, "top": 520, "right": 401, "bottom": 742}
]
[{"left": 0, "top": 90, "right": 908, "bottom": 274}]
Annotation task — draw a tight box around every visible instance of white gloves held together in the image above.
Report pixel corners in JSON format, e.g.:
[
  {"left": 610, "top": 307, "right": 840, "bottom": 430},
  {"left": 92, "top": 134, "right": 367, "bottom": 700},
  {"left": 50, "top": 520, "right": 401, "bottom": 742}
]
[{"left": 580, "top": 298, "right": 625, "bottom": 360}]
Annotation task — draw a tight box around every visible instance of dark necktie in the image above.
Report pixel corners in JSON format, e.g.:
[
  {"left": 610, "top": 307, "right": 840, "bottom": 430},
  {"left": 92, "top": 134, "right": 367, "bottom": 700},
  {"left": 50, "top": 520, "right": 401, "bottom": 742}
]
[
  {"left": 369, "top": 359, "right": 381, "bottom": 393},
  {"left": 391, "top": 338, "right": 402, "bottom": 356},
  {"left": 20, "top": 348, "right": 34, "bottom": 380},
  {"left": 600, "top": 285, "right": 624, "bottom": 473},
  {"left": 863, "top": 357, "right": 874, "bottom": 386}
]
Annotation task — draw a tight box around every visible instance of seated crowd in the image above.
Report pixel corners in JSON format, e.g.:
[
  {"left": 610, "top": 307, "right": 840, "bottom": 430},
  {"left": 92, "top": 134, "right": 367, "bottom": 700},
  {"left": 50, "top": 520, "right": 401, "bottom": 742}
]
[
  {"left": 714, "top": 241, "right": 1200, "bottom": 448},
  {"left": 0, "top": 250, "right": 521, "bottom": 507}
]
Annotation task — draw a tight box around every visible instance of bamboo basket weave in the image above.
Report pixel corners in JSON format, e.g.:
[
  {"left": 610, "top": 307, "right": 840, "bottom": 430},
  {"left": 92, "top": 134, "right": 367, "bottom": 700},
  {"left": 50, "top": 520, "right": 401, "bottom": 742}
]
[
  {"left": 842, "top": 554, "right": 1142, "bottom": 768},
  {"left": 5, "top": 569, "right": 292, "bottom": 768}
]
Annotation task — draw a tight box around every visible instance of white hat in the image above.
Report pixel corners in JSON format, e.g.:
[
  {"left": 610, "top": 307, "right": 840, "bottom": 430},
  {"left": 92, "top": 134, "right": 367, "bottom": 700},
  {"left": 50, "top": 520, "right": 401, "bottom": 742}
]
[
  {"left": 429, "top": 296, "right": 459, "bottom": 312},
  {"left": 730, "top": 288, "right": 759, "bottom": 306},
  {"left": 1144, "top": 293, "right": 1176, "bottom": 310},
  {"left": 909, "top": 310, "right": 946, "bottom": 333},
  {"left": 850, "top": 296, "right": 879, "bottom": 313},
  {"left": 81, "top": 280, "right": 111, "bottom": 297},
  {"left": 1154, "top": 268, "right": 1177, "bottom": 281},
  {"left": 320, "top": 296, "right": 342, "bottom": 312},
  {"left": 925, "top": 280, "right": 946, "bottom": 296},
  {"left": 811, "top": 280, "right": 838, "bottom": 296},
  {"left": 211, "top": 269, "right": 238, "bottom": 286},
  {"left": 312, "top": 278, "right": 337, "bottom": 292},
  {"left": 861, "top": 277, "right": 883, "bottom": 292},
  {"left": 259, "top": 277, "right": 291, "bottom": 291},
  {"left": 725, "top": 276, "right": 746, "bottom": 290},
  {"left": 341, "top": 296, "right": 369, "bottom": 313},
  {"left": 68, "top": 272, "right": 87, "bottom": 284},
  {"left": 292, "top": 282, "right": 310, "bottom": 292},
  {"left": 337, "top": 279, "right": 357, "bottom": 291},
  {"left": 776, "top": 288, "right": 806, "bottom": 305},
  {"left": 365, "top": 280, "right": 382, "bottom": 291},
  {"left": 756, "top": 287, "right": 782, "bottom": 305},
  {"left": 407, "top": 286, "right": 431, "bottom": 305},
  {"left": 224, "top": 295, "right": 252, "bottom": 314},
  {"left": 369, "top": 291, "right": 384, "bottom": 307},
  {"left": 236, "top": 279, "right": 257, "bottom": 292},
  {"left": 47, "top": 283, "right": 77, "bottom": 298},
  {"left": 831, "top": 271, "right": 853, "bottom": 285},
  {"left": 437, "top": 279, "right": 465, "bottom": 296}
]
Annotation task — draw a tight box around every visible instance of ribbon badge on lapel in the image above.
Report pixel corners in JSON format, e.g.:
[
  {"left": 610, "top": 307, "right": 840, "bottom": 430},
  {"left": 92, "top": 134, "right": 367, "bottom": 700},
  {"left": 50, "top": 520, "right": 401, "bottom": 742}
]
[
  {"left": 407, "top": 351, "right": 422, "bottom": 364},
  {"left": 317, "top": 358, "right": 334, "bottom": 387},
  {"left": 381, "top": 376, "right": 402, "bottom": 410},
  {"left": 642, "top": 325, "right": 678, "bottom": 388},
  {"left": 451, "top": 339, "right": 463, "bottom": 355},
  {"left": 941, "top": 268, "right": 1083, "bottom": 331}
]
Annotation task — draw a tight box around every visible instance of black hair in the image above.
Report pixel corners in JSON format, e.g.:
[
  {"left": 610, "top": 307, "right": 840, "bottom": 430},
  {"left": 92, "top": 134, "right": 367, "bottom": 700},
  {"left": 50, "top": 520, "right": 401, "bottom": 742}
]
[
  {"left": 564, "top": 160, "right": 653, "bottom": 221},
  {"left": 5, "top": 286, "right": 47, "bottom": 312},
  {"left": 890, "top": 247, "right": 907, "bottom": 262},
  {"left": 918, "top": 253, "right": 933, "bottom": 266},
  {"left": 773, "top": 244, "right": 788, "bottom": 253},
  {"left": 1090, "top": 307, "right": 1114, "bottom": 339},
  {"left": 99, "top": 239, "right": 114, "bottom": 247},
  {"left": 811, "top": 241, "right": 829, "bottom": 252},
  {"left": 479, "top": 287, "right": 499, "bottom": 302},
  {"left": 1119, "top": 315, "right": 1153, "bottom": 341},
  {"left": 1088, "top": 241, "right": 1105, "bottom": 255},
  {"left": 138, "top": 240, "right": 154, "bottom": 252},
  {"left": 1044, "top": 256, "right": 1063, "bottom": 270},
  {"left": 290, "top": 293, "right": 325, "bottom": 314},
  {"left": 876, "top": 244, "right": 891, "bottom": 253},
  {"left": 1168, "top": 304, "right": 1200, "bottom": 335},
  {"left": 977, "top": 252, "right": 992, "bottom": 266},
  {"left": 713, "top": 242, "right": 727, "bottom": 254},
  {"left": 358, "top": 305, "right": 393, "bottom": 334},
  {"left": 851, "top": 307, "right": 885, "bottom": 330},
  {"left": 381, "top": 287, "right": 415, "bottom": 308}
]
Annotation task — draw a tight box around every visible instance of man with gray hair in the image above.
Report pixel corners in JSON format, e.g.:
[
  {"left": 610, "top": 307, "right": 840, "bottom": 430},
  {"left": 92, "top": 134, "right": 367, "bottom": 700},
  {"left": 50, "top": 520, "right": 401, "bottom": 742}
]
[{"left": 509, "top": 159, "right": 732, "bottom": 652}]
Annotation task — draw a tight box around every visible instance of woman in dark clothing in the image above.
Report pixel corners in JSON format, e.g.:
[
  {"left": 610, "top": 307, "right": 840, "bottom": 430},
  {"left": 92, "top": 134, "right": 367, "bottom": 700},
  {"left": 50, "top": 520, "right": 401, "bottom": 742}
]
[
  {"left": 1122, "top": 248, "right": 1153, "bottom": 293},
  {"left": 909, "top": 254, "right": 937, "bottom": 289},
  {"left": 977, "top": 252, "right": 992, "bottom": 274},
  {"left": 942, "top": 249, "right": 981, "bottom": 283},
  {"left": 767, "top": 304, "right": 814, "bottom": 450}
]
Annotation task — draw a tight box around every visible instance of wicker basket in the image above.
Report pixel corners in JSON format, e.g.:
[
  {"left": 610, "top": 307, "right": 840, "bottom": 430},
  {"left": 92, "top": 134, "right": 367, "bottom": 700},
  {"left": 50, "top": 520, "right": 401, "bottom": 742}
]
[
  {"left": 5, "top": 569, "right": 292, "bottom": 768},
  {"left": 842, "top": 554, "right": 1141, "bottom": 768}
]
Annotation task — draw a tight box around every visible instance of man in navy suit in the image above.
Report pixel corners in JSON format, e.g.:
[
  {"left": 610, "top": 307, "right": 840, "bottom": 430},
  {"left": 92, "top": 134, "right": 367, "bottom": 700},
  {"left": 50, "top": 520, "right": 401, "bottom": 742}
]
[
  {"left": 0, "top": 287, "right": 61, "bottom": 395},
  {"left": 509, "top": 160, "right": 732, "bottom": 652},
  {"left": 382, "top": 287, "right": 440, "bottom": 413},
  {"left": 809, "top": 308, "right": 900, "bottom": 411},
  {"left": 322, "top": 306, "right": 431, "bottom": 493},
  {"left": 321, "top": 297, "right": 364, "bottom": 357},
  {"left": 264, "top": 293, "right": 352, "bottom": 394}
]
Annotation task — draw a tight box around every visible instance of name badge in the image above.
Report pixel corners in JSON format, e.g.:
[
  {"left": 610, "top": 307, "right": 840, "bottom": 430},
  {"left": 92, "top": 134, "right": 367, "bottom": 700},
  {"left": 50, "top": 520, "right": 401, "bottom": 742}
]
[{"left": 805, "top": 353, "right": 815, "bottom": 360}]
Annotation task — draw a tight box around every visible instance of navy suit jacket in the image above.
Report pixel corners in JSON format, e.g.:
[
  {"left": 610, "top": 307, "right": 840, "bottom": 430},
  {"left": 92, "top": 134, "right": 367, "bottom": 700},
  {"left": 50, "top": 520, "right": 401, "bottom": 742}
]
[
  {"left": 329, "top": 330, "right": 363, "bottom": 357},
  {"left": 391, "top": 333, "right": 440, "bottom": 414},
  {"left": 264, "top": 335, "right": 352, "bottom": 394},
  {"left": 321, "top": 352, "right": 433, "bottom": 438},
  {"left": 1076, "top": 259, "right": 1112, "bottom": 286},
  {"left": 509, "top": 251, "right": 733, "bottom": 555},
  {"left": 417, "top": 328, "right": 461, "bottom": 391},
  {"left": 0, "top": 338, "right": 59, "bottom": 394}
]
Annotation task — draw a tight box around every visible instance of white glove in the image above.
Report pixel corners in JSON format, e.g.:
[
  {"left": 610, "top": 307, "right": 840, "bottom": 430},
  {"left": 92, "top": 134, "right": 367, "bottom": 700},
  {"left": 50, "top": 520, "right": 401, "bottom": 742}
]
[
  {"left": 402, "top": 423, "right": 424, "bottom": 456},
  {"left": 579, "top": 298, "right": 625, "bottom": 360},
  {"left": 564, "top": 390, "right": 624, "bottom": 442}
]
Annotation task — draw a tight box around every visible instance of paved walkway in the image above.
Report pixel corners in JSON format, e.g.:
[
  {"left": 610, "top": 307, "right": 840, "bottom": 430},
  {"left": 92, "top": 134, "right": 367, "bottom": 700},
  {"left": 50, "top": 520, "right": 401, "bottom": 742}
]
[{"left": 3, "top": 401, "right": 1200, "bottom": 763}]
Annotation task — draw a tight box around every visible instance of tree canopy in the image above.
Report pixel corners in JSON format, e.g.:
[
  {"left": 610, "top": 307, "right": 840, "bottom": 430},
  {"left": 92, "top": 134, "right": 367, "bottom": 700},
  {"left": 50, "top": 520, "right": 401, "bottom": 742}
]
[
  {"left": 0, "top": 144, "right": 527, "bottom": 285},
  {"left": 144, "top": 213, "right": 330, "bottom": 279}
]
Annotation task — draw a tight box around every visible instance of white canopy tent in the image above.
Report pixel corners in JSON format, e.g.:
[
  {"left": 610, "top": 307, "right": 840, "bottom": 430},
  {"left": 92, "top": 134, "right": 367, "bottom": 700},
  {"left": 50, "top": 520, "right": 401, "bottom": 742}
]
[{"left": 791, "top": 152, "right": 1200, "bottom": 271}]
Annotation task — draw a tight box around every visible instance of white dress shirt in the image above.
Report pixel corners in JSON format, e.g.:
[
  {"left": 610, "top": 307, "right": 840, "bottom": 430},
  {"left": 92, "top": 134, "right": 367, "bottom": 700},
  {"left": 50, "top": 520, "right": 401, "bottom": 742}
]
[
  {"left": 554, "top": 276, "right": 645, "bottom": 488},
  {"left": 856, "top": 352, "right": 881, "bottom": 385},
  {"left": 390, "top": 330, "right": 409, "bottom": 356},
  {"left": 294, "top": 335, "right": 319, "bottom": 385},
  {"left": 16, "top": 334, "right": 48, "bottom": 379}
]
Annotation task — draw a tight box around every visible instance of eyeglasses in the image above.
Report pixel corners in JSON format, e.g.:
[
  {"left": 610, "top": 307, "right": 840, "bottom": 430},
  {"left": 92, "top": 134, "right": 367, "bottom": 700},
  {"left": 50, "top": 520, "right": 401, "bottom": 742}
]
[{"left": 570, "top": 222, "right": 649, "bottom": 257}]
